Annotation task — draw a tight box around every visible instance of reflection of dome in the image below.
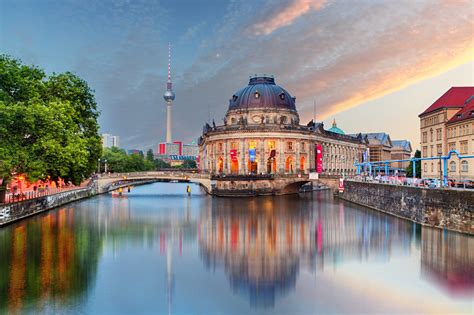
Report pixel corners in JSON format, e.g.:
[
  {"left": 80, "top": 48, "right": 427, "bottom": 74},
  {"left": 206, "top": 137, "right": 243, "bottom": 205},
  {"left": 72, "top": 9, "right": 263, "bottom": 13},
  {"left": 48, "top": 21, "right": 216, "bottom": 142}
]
[
  {"left": 227, "top": 255, "right": 299, "bottom": 308},
  {"left": 228, "top": 76, "right": 296, "bottom": 111},
  {"left": 328, "top": 118, "right": 345, "bottom": 135}
]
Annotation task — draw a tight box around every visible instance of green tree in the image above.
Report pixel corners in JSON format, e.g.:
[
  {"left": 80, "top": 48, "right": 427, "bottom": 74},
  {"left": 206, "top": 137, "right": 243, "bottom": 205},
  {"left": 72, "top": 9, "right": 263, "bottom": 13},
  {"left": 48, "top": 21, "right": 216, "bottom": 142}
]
[
  {"left": 154, "top": 159, "right": 170, "bottom": 169},
  {"left": 101, "top": 147, "right": 155, "bottom": 173},
  {"left": 406, "top": 150, "right": 421, "bottom": 178},
  {"left": 0, "top": 55, "right": 101, "bottom": 202},
  {"left": 181, "top": 159, "right": 197, "bottom": 169},
  {"left": 146, "top": 149, "right": 154, "bottom": 162}
]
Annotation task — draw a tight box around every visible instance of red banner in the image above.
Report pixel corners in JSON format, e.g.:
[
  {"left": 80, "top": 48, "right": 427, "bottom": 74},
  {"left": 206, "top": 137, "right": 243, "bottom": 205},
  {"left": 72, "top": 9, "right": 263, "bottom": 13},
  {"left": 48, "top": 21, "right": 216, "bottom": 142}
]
[
  {"left": 230, "top": 149, "right": 238, "bottom": 162},
  {"left": 316, "top": 144, "right": 323, "bottom": 173}
]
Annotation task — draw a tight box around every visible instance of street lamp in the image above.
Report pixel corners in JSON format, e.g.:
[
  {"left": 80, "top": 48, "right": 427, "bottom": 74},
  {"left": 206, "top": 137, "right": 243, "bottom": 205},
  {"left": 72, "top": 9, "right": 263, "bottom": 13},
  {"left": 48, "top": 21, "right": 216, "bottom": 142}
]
[
  {"left": 104, "top": 159, "right": 108, "bottom": 174},
  {"left": 97, "top": 158, "right": 101, "bottom": 173}
]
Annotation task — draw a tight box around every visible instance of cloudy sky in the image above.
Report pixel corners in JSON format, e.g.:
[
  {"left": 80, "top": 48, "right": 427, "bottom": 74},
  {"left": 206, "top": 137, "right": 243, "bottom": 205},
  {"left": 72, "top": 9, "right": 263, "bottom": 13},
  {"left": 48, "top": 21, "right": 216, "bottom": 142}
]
[{"left": 2, "top": 0, "right": 473, "bottom": 151}]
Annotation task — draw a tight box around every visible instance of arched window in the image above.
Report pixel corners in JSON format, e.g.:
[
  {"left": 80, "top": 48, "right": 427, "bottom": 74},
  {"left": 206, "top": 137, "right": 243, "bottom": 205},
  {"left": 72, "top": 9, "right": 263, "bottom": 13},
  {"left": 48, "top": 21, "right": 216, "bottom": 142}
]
[
  {"left": 449, "top": 161, "right": 456, "bottom": 172},
  {"left": 461, "top": 160, "right": 468, "bottom": 172}
]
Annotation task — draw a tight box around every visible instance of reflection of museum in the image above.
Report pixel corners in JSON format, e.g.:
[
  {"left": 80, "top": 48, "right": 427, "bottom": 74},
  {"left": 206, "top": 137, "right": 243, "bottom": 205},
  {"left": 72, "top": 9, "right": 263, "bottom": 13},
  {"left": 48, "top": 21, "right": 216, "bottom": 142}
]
[
  {"left": 198, "top": 196, "right": 418, "bottom": 307},
  {"left": 198, "top": 76, "right": 367, "bottom": 175}
]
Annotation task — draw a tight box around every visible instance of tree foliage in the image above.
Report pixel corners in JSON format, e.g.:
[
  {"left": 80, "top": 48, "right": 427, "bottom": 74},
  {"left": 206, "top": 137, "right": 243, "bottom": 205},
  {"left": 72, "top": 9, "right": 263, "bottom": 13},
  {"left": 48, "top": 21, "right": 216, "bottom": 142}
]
[
  {"left": 146, "top": 149, "right": 154, "bottom": 162},
  {"left": 0, "top": 55, "right": 101, "bottom": 193},
  {"left": 102, "top": 147, "right": 155, "bottom": 173},
  {"left": 154, "top": 159, "right": 171, "bottom": 169},
  {"left": 406, "top": 150, "right": 421, "bottom": 178}
]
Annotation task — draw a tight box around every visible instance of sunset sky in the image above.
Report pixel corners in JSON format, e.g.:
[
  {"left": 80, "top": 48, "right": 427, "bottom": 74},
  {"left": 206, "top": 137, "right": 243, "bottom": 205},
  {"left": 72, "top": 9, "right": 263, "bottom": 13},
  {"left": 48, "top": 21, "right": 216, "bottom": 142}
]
[{"left": 2, "top": 0, "right": 473, "bottom": 150}]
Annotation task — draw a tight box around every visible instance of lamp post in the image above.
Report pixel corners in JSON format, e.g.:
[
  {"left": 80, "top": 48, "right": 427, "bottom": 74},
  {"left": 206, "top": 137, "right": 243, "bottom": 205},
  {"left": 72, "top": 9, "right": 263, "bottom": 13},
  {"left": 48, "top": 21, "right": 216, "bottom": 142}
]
[
  {"left": 97, "top": 158, "right": 101, "bottom": 174},
  {"left": 104, "top": 159, "right": 108, "bottom": 174}
]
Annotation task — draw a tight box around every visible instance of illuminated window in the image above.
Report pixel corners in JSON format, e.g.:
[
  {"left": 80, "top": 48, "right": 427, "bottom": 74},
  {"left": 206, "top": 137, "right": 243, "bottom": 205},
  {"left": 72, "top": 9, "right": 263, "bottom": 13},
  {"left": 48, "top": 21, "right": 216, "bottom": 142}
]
[
  {"left": 218, "top": 143, "right": 223, "bottom": 152},
  {"left": 248, "top": 140, "right": 257, "bottom": 149},
  {"left": 267, "top": 141, "right": 275, "bottom": 150},
  {"left": 231, "top": 142, "right": 238, "bottom": 150},
  {"left": 254, "top": 91, "right": 260, "bottom": 99}
]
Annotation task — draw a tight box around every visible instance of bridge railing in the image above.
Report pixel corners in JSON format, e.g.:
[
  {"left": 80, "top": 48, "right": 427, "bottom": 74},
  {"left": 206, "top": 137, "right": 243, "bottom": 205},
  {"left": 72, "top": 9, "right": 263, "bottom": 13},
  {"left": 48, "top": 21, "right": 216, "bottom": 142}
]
[{"left": 97, "top": 171, "right": 211, "bottom": 179}]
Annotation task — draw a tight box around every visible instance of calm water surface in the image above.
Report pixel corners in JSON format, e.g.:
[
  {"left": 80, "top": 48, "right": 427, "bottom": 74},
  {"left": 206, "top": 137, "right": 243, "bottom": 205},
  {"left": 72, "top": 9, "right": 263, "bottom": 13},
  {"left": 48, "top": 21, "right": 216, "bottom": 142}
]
[{"left": 0, "top": 182, "right": 472, "bottom": 314}]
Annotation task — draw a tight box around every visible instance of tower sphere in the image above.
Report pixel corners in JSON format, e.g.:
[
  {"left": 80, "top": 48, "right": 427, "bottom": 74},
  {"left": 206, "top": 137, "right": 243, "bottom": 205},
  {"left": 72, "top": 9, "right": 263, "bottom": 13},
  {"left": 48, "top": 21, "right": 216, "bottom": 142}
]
[{"left": 164, "top": 90, "right": 175, "bottom": 102}]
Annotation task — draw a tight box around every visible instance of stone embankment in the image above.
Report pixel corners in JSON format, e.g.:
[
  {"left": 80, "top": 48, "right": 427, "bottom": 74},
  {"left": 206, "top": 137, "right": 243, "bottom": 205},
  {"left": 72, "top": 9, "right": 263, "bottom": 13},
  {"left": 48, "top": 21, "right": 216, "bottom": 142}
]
[
  {"left": 338, "top": 180, "right": 473, "bottom": 235},
  {"left": 0, "top": 186, "right": 95, "bottom": 226}
]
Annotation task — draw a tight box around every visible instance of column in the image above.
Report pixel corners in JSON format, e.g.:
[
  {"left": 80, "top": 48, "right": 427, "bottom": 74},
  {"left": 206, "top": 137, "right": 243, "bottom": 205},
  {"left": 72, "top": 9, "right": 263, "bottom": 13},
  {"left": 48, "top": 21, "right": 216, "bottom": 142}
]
[
  {"left": 224, "top": 140, "right": 229, "bottom": 174},
  {"left": 295, "top": 140, "right": 300, "bottom": 173},
  {"left": 279, "top": 139, "right": 284, "bottom": 174},
  {"left": 240, "top": 140, "right": 245, "bottom": 175}
]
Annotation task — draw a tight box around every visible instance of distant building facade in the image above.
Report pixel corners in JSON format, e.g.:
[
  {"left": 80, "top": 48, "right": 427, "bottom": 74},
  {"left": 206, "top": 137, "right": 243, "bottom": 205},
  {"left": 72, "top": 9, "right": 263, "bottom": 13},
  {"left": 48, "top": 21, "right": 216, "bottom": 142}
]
[
  {"left": 101, "top": 133, "right": 120, "bottom": 148},
  {"left": 127, "top": 149, "right": 143, "bottom": 156},
  {"left": 419, "top": 87, "right": 474, "bottom": 180},
  {"left": 350, "top": 133, "right": 412, "bottom": 174},
  {"left": 391, "top": 140, "right": 413, "bottom": 169}
]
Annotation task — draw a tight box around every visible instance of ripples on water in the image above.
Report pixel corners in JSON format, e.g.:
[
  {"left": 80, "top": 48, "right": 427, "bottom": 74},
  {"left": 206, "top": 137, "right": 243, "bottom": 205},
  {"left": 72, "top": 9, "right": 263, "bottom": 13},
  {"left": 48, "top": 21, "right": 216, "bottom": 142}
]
[{"left": 0, "top": 182, "right": 472, "bottom": 314}]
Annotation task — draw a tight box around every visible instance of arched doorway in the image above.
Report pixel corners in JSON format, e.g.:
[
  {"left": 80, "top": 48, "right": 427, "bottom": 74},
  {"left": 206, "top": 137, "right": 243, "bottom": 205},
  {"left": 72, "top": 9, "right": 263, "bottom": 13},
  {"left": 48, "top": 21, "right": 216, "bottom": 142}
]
[
  {"left": 248, "top": 159, "right": 258, "bottom": 174},
  {"left": 300, "top": 156, "right": 305, "bottom": 173},
  {"left": 285, "top": 156, "right": 294, "bottom": 174},
  {"left": 230, "top": 159, "right": 239, "bottom": 174},
  {"left": 217, "top": 157, "right": 224, "bottom": 173},
  {"left": 266, "top": 158, "right": 276, "bottom": 174}
]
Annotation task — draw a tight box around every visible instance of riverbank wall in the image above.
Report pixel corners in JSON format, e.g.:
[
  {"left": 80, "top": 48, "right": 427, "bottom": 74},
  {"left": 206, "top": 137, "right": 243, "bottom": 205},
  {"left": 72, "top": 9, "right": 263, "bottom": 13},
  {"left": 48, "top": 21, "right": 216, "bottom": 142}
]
[
  {"left": 0, "top": 187, "right": 96, "bottom": 227},
  {"left": 338, "top": 180, "right": 473, "bottom": 235}
]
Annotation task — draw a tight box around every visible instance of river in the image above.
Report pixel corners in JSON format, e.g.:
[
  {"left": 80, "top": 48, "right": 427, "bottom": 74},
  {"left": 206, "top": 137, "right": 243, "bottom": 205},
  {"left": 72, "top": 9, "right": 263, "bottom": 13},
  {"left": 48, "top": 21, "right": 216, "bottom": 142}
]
[{"left": 0, "top": 182, "right": 472, "bottom": 314}]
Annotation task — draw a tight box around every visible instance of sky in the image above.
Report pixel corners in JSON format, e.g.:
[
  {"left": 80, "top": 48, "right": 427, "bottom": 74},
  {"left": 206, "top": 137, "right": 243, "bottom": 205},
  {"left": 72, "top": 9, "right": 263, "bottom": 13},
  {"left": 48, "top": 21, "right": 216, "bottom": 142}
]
[{"left": 1, "top": 0, "right": 473, "bottom": 151}]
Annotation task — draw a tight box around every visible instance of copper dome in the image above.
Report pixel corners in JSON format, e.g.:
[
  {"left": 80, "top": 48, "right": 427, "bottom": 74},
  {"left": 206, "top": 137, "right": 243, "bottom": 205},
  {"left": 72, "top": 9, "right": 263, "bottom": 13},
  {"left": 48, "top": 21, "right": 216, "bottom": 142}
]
[{"left": 228, "top": 76, "right": 296, "bottom": 111}]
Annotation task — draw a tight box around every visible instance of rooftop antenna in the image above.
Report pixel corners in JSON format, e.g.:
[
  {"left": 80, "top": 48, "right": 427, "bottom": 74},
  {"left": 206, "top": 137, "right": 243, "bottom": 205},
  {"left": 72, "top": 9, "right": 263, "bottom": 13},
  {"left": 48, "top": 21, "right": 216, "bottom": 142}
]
[
  {"left": 313, "top": 100, "right": 316, "bottom": 123},
  {"left": 167, "top": 42, "right": 172, "bottom": 90}
]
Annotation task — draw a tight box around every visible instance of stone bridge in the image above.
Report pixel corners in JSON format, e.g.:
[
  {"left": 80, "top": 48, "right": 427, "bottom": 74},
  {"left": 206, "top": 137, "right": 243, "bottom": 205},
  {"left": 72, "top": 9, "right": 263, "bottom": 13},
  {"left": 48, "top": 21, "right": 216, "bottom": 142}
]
[
  {"left": 97, "top": 171, "right": 343, "bottom": 197},
  {"left": 96, "top": 171, "right": 212, "bottom": 194}
]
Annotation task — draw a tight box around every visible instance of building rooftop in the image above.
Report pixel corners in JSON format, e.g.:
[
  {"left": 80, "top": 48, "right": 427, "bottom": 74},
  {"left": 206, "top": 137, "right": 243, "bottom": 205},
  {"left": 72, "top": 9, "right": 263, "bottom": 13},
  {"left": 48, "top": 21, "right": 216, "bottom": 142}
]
[
  {"left": 327, "top": 119, "right": 345, "bottom": 135},
  {"left": 391, "top": 140, "right": 412, "bottom": 152},
  {"left": 357, "top": 133, "right": 392, "bottom": 147},
  {"left": 228, "top": 76, "right": 296, "bottom": 111},
  {"left": 419, "top": 87, "right": 474, "bottom": 117},
  {"left": 446, "top": 95, "right": 474, "bottom": 124}
]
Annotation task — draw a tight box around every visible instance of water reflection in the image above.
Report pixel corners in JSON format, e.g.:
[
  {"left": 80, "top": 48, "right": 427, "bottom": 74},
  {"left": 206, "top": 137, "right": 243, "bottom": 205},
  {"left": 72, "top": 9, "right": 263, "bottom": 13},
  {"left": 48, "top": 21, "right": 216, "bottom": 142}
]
[
  {"left": 421, "top": 228, "right": 474, "bottom": 297},
  {"left": 0, "top": 208, "right": 102, "bottom": 313},
  {"left": 198, "top": 193, "right": 422, "bottom": 307},
  {"left": 0, "top": 184, "right": 472, "bottom": 314}
]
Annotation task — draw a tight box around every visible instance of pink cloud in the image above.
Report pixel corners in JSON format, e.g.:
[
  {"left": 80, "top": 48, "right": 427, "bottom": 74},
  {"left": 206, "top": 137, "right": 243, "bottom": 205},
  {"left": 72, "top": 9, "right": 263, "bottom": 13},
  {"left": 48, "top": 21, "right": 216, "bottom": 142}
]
[{"left": 252, "top": 0, "right": 327, "bottom": 35}]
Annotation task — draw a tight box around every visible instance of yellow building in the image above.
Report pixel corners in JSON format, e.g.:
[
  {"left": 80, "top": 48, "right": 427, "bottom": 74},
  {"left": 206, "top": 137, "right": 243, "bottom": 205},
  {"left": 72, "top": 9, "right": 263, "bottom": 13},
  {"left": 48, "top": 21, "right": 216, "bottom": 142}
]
[{"left": 419, "top": 87, "right": 474, "bottom": 180}]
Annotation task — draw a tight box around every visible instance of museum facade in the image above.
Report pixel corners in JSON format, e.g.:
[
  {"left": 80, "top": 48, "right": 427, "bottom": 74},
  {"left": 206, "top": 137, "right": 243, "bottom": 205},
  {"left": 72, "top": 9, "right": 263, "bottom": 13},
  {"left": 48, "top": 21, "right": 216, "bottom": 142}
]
[{"left": 198, "top": 76, "right": 368, "bottom": 176}]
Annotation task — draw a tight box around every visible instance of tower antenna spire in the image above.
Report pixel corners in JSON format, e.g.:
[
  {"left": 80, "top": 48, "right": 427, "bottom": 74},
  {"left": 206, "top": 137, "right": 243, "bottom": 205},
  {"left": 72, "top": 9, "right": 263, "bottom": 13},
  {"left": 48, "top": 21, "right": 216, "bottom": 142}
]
[{"left": 167, "top": 42, "right": 172, "bottom": 90}]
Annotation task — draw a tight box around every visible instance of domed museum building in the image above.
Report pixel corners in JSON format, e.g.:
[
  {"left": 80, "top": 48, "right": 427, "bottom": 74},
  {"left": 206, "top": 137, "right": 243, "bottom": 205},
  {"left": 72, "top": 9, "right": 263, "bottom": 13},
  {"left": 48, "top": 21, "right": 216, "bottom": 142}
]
[{"left": 198, "top": 76, "right": 367, "bottom": 176}]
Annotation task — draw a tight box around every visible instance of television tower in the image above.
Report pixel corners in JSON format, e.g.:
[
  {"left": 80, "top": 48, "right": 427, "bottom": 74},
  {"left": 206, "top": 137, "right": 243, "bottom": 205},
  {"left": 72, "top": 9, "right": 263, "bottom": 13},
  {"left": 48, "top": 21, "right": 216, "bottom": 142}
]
[{"left": 163, "top": 43, "right": 175, "bottom": 143}]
